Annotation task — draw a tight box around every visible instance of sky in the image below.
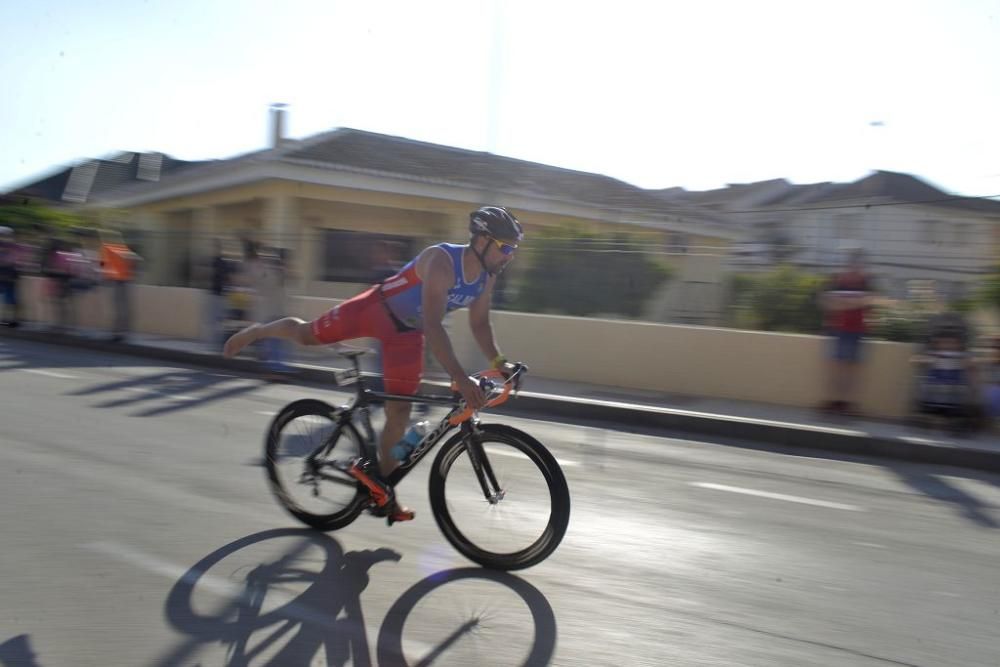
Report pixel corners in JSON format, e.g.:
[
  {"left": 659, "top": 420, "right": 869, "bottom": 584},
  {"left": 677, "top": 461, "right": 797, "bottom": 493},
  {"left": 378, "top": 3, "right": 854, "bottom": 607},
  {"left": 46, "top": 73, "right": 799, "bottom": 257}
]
[{"left": 2, "top": 0, "right": 999, "bottom": 197}]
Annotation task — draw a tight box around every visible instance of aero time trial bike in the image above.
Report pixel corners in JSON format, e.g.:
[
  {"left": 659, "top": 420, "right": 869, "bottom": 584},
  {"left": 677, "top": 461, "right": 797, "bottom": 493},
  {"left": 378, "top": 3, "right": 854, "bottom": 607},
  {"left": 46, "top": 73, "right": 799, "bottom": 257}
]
[{"left": 263, "top": 348, "right": 570, "bottom": 571}]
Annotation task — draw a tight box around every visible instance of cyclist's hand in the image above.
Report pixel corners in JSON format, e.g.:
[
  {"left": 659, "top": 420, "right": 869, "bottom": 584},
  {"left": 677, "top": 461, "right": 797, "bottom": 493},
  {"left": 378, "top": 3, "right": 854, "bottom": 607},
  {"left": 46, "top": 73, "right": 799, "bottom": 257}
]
[{"left": 454, "top": 375, "right": 487, "bottom": 410}]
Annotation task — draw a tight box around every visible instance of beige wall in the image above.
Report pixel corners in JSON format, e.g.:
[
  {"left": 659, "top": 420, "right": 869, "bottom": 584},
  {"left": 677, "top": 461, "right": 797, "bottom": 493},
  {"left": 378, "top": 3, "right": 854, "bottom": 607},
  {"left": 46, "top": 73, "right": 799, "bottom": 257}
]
[
  {"left": 18, "top": 278, "right": 917, "bottom": 419},
  {"left": 19, "top": 278, "right": 202, "bottom": 339},
  {"left": 446, "top": 310, "right": 914, "bottom": 419}
]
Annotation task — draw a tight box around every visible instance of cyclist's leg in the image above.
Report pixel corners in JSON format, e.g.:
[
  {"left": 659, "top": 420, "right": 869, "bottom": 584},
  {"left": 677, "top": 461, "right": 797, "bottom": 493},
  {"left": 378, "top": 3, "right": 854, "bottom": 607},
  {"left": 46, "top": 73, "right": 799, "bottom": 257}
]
[
  {"left": 377, "top": 330, "right": 424, "bottom": 478},
  {"left": 223, "top": 317, "right": 320, "bottom": 357},
  {"left": 223, "top": 288, "right": 376, "bottom": 357}
]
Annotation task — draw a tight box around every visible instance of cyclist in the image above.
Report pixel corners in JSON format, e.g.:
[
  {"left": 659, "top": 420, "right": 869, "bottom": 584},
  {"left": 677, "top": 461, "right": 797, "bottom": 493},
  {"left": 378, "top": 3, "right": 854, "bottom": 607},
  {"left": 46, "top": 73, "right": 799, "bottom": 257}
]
[{"left": 223, "top": 205, "right": 523, "bottom": 522}]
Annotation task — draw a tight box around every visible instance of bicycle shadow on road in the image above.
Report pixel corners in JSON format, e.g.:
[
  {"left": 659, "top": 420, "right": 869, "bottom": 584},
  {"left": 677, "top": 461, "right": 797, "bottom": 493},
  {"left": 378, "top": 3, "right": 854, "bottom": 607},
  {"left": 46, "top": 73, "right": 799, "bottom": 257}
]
[
  {"left": 0, "top": 634, "right": 43, "bottom": 667},
  {"left": 154, "top": 528, "right": 557, "bottom": 667}
]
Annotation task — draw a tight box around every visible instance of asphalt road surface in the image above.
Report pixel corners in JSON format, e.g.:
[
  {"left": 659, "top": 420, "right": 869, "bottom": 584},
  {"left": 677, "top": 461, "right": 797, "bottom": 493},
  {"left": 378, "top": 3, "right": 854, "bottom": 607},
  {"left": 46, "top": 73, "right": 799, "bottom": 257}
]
[{"left": 1, "top": 338, "right": 999, "bottom": 666}]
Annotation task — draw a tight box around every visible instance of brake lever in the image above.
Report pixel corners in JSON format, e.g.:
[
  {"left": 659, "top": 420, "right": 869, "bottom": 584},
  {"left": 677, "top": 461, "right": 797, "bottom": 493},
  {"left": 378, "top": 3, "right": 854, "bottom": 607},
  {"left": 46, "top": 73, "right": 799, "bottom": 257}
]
[{"left": 509, "top": 362, "right": 526, "bottom": 395}]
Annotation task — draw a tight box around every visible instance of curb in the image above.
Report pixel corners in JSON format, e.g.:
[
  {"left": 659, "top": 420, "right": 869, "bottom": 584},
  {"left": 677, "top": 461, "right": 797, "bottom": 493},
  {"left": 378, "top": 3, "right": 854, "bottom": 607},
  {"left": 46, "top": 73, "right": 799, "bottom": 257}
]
[{"left": 3, "top": 327, "right": 999, "bottom": 473}]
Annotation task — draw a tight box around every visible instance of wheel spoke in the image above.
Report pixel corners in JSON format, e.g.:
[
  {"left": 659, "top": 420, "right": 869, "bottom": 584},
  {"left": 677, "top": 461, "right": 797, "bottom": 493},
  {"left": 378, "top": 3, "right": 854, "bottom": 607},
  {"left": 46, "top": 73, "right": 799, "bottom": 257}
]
[
  {"left": 431, "top": 426, "right": 569, "bottom": 569},
  {"left": 265, "top": 401, "right": 365, "bottom": 530}
]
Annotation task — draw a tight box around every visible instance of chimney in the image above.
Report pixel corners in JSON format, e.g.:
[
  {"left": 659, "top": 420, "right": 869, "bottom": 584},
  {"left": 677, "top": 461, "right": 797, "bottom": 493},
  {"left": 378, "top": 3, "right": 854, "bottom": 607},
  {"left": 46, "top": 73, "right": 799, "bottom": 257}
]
[{"left": 269, "top": 103, "right": 288, "bottom": 148}]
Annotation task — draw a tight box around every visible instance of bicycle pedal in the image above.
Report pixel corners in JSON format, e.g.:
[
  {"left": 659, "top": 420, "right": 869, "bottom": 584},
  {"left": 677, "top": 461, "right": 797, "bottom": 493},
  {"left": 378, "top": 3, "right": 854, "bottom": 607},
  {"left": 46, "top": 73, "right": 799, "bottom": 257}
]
[{"left": 386, "top": 508, "right": 415, "bottom": 525}]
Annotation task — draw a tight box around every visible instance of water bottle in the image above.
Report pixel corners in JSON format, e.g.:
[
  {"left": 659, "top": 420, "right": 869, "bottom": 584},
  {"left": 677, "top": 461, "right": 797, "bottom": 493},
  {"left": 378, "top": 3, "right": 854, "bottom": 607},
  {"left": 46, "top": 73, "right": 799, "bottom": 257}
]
[{"left": 391, "top": 420, "right": 431, "bottom": 462}]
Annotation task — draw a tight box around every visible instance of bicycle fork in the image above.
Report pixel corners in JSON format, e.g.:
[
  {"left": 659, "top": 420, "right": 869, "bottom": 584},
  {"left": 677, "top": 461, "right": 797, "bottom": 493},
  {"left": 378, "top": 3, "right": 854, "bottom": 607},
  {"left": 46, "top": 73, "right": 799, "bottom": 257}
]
[{"left": 464, "top": 422, "right": 505, "bottom": 505}]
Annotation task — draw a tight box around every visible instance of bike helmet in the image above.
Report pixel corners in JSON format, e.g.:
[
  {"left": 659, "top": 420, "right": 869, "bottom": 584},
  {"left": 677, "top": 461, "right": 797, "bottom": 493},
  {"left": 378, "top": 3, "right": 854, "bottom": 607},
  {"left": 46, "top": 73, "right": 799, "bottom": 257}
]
[{"left": 469, "top": 206, "right": 524, "bottom": 242}]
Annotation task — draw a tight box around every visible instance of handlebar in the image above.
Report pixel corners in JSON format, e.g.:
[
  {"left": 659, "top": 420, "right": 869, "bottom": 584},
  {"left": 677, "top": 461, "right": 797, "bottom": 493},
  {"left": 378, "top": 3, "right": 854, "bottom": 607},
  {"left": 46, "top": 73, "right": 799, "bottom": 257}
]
[{"left": 447, "top": 362, "right": 528, "bottom": 425}]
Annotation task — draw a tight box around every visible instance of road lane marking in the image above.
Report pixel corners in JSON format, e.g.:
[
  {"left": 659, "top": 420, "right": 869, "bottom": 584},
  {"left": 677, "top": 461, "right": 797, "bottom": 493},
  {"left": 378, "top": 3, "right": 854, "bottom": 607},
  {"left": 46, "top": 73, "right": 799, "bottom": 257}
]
[
  {"left": 484, "top": 446, "right": 580, "bottom": 467},
  {"left": 19, "top": 368, "right": 79, "bottom": 379},
  {"left": 691, "top": 482, "right": 864, "bottom": 511},
  {"left": 255, "top": 410, "right": 276, "bottom": 416}
]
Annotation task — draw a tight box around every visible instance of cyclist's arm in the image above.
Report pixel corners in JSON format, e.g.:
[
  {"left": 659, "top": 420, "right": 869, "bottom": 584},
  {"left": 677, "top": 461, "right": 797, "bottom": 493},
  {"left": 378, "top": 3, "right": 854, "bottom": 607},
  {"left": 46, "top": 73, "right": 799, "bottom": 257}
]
[
  {"left": 417, "top": 248, "right": 469, "bottom": 383},
  {"left": 468, "top": 275, "right": 502, "bottom": 364}
]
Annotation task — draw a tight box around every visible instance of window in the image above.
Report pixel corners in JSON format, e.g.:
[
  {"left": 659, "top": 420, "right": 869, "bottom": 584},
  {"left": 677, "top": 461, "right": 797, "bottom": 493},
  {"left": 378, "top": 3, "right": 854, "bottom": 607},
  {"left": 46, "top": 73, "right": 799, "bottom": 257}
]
[
  {"left": 919, "top": 220, "right": 941, "bottom": 245},
  {"left": 320, "top": 229, "right": 416, "bottom": 283}
]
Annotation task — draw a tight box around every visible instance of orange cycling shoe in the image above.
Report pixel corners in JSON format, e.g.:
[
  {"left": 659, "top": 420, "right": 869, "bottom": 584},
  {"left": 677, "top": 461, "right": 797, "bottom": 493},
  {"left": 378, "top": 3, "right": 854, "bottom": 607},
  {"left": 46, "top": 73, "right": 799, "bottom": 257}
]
[{"left": 347, "top": 460, "right": 415, "bottom": 524}]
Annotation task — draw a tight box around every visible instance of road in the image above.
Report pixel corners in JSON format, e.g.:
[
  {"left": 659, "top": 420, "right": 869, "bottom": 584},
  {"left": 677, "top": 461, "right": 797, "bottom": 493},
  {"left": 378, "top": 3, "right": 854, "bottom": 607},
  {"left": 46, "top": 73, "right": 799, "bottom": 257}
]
[{"left": 1, "top": 338, "right": 998, "bottom": 667}]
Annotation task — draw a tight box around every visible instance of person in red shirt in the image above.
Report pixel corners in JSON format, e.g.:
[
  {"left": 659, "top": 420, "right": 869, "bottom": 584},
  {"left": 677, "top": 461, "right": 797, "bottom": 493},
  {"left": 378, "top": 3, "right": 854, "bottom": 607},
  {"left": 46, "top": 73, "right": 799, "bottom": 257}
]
[{"left": 820, "top": 248, "right": 874, "bottom": 415}]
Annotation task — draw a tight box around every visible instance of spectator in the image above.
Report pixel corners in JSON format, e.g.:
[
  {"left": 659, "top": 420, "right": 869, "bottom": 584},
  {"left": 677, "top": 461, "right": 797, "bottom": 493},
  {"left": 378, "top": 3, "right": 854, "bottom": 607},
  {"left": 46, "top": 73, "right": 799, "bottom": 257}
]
[
  {"left": 68, "top": 229, "right": 100, "bottom": 328},
  {"left": 205, "top": 239, "right": 233, "bottom": 348},
  {"left": 41, "top": 238, "right": 78, "bottom": 331},
  {"left": 242, "top": 241, "right": 292, "bottom": 378},
  {"left": 985, "top": 336, "right": 1000, "bottom": 432},
  {"left": 819, "top": 247, "right": 874, "bottom": 416},
  {"left": 256, "top": 247, "right": 292, "bottom": 378},
  {"left": 100, "top": 230, "right": 142, "bottom": 342},
  {"left": 0, "top": 226, "right": 18, "bottom": 327},
  {"left": 912, "top": 328, "right": 980, "bottom": 434}
]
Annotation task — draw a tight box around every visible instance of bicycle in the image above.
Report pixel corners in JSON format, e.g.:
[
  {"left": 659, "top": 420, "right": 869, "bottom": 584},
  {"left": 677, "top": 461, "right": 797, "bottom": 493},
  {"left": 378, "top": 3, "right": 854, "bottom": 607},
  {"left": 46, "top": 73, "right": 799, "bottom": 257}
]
[{"left": 263, "top": 348, "right": 571, "bottom": 571}]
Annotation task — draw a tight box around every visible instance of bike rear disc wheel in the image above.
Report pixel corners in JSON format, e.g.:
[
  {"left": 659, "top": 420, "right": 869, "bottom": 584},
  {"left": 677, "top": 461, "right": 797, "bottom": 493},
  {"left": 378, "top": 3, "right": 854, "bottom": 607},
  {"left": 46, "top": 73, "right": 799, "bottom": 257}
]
[
  {"left": 429, "top": 423, "right": 570, "bottom": 571},
  {"left": 265, "top": 399, "right": 366, "bottom": 531}
]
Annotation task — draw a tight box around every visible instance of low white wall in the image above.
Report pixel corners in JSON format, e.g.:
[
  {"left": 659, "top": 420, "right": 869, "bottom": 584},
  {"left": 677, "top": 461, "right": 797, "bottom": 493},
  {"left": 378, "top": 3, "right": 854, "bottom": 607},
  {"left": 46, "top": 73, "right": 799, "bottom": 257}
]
[{"left": 15, "top": 278, "right": 917, "bottom": 418}]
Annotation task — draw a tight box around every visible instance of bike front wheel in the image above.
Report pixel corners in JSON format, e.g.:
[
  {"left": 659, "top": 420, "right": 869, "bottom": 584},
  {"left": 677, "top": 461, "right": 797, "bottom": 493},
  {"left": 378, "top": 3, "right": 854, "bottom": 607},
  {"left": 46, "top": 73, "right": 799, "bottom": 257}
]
[
  {"left": 264, "top": 399, "right": 367, "bottom": 531},
  {"left": 429, "top": 423, "right": 570, "bottom": 571}
]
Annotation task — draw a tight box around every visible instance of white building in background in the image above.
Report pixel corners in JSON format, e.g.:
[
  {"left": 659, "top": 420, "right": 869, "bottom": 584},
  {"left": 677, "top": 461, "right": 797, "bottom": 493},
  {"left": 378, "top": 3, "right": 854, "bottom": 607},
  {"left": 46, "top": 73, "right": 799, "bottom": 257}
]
[{"left": 660, "top": 171, "right": 1000, "bottom": 300}]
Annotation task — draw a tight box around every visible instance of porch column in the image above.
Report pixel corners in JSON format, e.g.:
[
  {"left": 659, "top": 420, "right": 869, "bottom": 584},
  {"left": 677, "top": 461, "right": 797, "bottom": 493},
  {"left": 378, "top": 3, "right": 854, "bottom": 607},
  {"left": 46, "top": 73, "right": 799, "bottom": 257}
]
[
  {"left": 133, "top": 211, "right": 168, "bottom": 285},
  {"left": 263, "top": 194, "right": 306, "bottom": 292}
]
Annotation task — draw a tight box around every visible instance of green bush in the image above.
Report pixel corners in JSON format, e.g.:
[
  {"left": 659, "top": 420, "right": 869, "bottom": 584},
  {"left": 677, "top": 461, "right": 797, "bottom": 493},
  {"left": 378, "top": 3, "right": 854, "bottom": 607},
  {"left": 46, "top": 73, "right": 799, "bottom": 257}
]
[
  {"left": 979, "top": 265, "right": 1000, "bottom": 311},
  {"left": 510, "top": 224, "right": 673, "bottom": 318},
  {"left": 868, "top": 302, "right": 929, "bottom": 342},
  {"left": 729, "top": 266, "right": 826, "bottom": 333}
]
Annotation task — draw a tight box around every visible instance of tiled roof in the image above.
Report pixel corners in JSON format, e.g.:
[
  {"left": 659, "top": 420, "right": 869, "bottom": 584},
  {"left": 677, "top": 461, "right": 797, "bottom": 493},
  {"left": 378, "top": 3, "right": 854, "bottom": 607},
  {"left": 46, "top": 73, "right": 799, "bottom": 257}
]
[
  {"left": 280, "top": 128, "right": 672, "bottom": 212},
  {"left": 761, "top": 171, "right": 1000, "bottom": 214}
]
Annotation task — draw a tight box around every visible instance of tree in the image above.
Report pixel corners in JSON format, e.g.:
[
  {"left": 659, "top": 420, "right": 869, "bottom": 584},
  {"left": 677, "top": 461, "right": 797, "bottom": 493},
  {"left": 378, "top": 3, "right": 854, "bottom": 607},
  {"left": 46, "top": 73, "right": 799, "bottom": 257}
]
[
  {"left": 0, "top": 202, "right": 83, "bottom": 234},
  {"left": 511, "top": 224, "right": 673, "bottom": 318}
]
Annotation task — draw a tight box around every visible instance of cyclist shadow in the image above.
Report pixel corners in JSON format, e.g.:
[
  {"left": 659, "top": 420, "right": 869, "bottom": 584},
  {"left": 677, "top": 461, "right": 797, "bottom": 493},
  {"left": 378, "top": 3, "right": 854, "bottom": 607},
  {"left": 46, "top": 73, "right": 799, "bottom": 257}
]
[{"left": 155, "top": 528, "right": 557, "bottom": 667}]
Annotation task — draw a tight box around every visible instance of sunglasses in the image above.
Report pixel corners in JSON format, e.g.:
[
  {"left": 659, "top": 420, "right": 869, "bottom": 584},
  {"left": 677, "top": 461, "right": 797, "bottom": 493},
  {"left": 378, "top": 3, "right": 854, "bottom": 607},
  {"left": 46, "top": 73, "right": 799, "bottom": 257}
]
[{"left": 489, "top": 237, "right": 518, "bottom": 256}]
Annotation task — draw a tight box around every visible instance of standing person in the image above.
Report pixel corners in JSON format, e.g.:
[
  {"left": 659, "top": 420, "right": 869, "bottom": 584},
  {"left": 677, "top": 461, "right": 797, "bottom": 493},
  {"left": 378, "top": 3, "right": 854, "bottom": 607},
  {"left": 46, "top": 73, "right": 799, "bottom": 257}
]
[
  {"left": 255, "top": 247, "right": 292, "bottom": 378},
  {"left": 205, "top": 239, "right": 232, "bottom": 348},
  {"left": 984, "top": 336, "right": 1000, "bottom": 433},
  {"left": 223, "top": 206, "right": 524, "bottom": 522},
  {"left": 239, "top": 240, "right": 268, "bottom": 361},
  {"left": 819, "top": 248, "right": 875, "bottom": 416},
  {"left": 100, "top": 230, "right": 141, "bottom": 342},
  {"left": 42, "top": 238, "right": 76, "bottom": 331},
  {"left": 68, "top": 230, "right": 100, "bottom": 330},
  {"left": 0, "top": 227, "right": 18, "bottom": 327}
]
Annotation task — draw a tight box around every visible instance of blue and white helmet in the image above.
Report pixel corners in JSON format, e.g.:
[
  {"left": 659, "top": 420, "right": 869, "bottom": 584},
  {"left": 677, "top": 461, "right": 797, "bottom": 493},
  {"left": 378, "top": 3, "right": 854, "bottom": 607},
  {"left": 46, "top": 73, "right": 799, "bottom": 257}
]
[{"left": 469, "top": 206, "right": 523, "bottom": 242}]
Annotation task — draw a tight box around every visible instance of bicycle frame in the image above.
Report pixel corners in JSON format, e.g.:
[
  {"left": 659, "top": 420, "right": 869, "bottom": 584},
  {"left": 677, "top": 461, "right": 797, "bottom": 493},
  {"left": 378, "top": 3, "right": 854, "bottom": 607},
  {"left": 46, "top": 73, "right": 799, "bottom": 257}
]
[{"left": 329, "top": 354, "right": 504, "bottom": 491}]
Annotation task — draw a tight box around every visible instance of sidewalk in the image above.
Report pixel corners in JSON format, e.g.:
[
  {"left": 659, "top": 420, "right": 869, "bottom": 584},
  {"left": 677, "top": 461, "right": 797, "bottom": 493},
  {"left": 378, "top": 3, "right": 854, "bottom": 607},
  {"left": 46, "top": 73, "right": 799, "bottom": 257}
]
[{"left": 3, "top": 324, "right": 1000, "bottom": 473}]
